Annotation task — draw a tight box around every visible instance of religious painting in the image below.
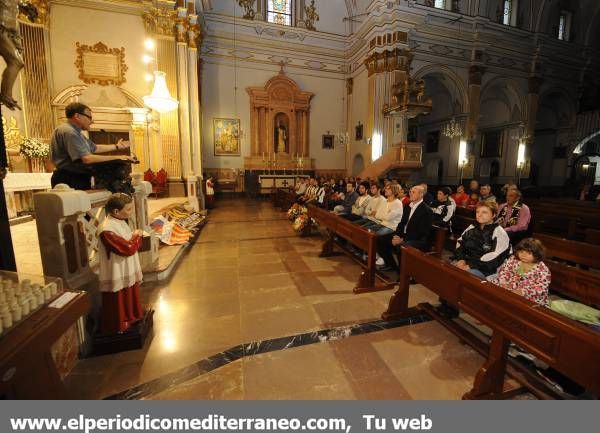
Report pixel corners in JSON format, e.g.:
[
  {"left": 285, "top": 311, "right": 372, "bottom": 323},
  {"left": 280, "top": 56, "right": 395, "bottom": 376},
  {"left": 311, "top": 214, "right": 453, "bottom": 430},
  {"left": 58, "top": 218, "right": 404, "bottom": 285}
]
[
  {"left": 213, "top": 118, "right": 240, "bottom": 156},
  {"left": 480, "top": 130, "right": 503, "bottom": 157},
  {"left": 322, "top": 134, "right": 334, "bottom": 150},
  {"left": 425, "top": 130, "right": 439, "bottom": 153},
  {"left": 355, "top": 122, "right": 363, "bottom": 140}
]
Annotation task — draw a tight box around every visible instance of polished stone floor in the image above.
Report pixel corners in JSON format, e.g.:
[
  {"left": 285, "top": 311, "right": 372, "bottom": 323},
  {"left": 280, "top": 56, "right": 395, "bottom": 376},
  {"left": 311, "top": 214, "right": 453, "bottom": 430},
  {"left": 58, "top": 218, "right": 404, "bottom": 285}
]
[{"left": 62, "top": 197, "right": 499, "bottom": 399}]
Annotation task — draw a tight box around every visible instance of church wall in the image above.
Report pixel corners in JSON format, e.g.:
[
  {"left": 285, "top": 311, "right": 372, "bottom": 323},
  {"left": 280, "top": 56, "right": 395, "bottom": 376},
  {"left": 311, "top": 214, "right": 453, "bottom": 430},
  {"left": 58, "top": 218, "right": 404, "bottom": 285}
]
[
  {"left": 201, "top": 60, "right": 346, "bottom": 173},
  {"left": 312, "top": 0, "right": 349, "bottom": 35},
  {"left": 48, "top": 4, "right": 149, "bottom": 104},
  {"left": 348, "top": 68, "right": 369, "bottom": 175}
]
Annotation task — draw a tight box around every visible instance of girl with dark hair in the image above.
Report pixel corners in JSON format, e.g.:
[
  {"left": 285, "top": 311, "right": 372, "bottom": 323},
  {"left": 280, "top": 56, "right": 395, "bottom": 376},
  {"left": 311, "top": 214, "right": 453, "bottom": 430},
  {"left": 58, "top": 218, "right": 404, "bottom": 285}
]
[{"left": 488, "top": 238, "right": 550, "bottom": 306}]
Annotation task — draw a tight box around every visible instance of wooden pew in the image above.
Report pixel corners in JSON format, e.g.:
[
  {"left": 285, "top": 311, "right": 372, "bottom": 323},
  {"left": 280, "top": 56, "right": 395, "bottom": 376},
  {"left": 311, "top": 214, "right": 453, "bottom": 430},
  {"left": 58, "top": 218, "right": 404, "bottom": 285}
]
[
  {"left": 274, "top": 188, "right": 296, "bottom": 210},
  {"left": 306, "top": 205, "right": 446, "bottom": 293},
  {"left": 533, "top": 233, "right": 600, "bottom": 308},
  {"left": 529, "top": 198, "right": 600, "bottom": 240},
  {"left": 534, "top": 233, "right": 600, "bottom": 270},
  {"left": 307, "top": 205, "right": 393, "bottom": 294},
  {"left": 584, "top": 228, "right": 600, "bottom": 245},
  {"left": 382, "top": 246, "right": 600, "bottom": 399}
]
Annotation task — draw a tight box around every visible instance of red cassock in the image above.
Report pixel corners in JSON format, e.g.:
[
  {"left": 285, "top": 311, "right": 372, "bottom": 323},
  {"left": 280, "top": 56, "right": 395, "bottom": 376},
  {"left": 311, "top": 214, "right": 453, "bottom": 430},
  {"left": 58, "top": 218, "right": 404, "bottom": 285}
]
[{"left": 99, "top": 231, "right": 145, "bottom": 334}]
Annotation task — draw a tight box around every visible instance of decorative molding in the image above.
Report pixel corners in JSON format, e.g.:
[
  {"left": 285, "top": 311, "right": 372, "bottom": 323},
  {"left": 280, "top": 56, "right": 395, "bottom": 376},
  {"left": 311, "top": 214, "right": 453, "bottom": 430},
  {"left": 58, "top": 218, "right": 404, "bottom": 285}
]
[
  {"left": 364, "top": 48, "right": 412, "bottom": 76},
  {"left": 74, "top": 42, "right": 128, "bottom": 86},
  {"left": 2, "top": 116, "right": 24, "bottom": 151},
  {"left": 254, "top": 25, "right": 307, "bottom": 41},
  {"left": 18, "top": 0, "right": 50, "bottom": 26}
]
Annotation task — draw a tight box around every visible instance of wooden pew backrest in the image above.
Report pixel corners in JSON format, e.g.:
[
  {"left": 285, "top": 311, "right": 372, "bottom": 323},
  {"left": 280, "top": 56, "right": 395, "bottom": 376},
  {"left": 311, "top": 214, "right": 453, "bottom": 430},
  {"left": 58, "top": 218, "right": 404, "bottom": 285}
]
[
  {"left": 397, "top": 246, "right": 600, "bottom": 396},
  {"left": 534, "top": 233, "right": 600, "bottom": 269}
]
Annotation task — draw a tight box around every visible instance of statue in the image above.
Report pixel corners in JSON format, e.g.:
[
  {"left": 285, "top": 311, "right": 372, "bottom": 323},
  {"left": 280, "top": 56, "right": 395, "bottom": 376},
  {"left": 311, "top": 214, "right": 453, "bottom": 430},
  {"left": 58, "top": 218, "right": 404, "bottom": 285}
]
[
  {"left": 237, "top": 0, "right": 255, "bottom": 20},
  {"left": 0, "top": 0, "right": 38, "bottom": 110},
  {"left": 303, "top": 0, "right": 319, "bottom": 31},
  {"left": 276, "top": 120, "right": 286, "bottom": 153}
]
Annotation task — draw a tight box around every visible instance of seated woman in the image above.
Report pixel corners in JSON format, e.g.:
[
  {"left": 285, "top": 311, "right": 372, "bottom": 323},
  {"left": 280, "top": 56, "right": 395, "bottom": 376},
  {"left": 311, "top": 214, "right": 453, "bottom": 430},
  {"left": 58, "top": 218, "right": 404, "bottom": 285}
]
[
  {"left": 398, "top": 184, "right": 410, "bottom": 206},
  {"left": 451, "top": 184, "right": 469, "bottom": 207},
  {"left": 488, "top": 238, "right": 550, "bottom": 306},
  {"left": 466, "top": 191, "right": 479, "bottom": 209},
  {"left": 451, "top": 201, "right": 511, "bottom": 279},
  {"left": 431, "top": 187, "right": 456, "bottom": 230},
  {"left": 359, "top": 184, "right": 403, "bottom": 235}
]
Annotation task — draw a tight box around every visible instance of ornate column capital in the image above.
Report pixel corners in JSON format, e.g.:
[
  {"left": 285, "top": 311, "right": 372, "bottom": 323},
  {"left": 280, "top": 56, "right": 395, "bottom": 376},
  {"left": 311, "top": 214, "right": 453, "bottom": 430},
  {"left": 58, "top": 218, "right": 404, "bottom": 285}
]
[
  {"left": 364, "top": 48, "right": 413, "bottom": 76},
  {"left": 18, "top": 0, "right": 50, "bottom": 26},
  {"left": 142, "top": 6, "right": 177, "bottom": 37}
]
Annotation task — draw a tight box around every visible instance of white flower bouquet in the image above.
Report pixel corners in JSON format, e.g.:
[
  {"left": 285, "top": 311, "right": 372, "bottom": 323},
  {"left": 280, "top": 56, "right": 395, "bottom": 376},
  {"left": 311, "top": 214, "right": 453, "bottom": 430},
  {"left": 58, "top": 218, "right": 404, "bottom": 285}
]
[{"left": 19, "top": 137, "right": 50, "bottom": 159}]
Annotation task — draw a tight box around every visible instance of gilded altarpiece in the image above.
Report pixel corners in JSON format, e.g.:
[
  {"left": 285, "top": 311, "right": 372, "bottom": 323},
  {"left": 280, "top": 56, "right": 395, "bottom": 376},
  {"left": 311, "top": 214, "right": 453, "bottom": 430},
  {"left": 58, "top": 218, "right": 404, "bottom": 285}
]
[{"left": 245, "top": 71, "right": 314, "bottom": 170}]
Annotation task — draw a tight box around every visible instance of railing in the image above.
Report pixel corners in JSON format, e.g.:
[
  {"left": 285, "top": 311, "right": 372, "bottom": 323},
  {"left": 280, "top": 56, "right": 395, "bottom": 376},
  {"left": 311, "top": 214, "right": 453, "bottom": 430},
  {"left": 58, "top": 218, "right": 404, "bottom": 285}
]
[{"left": 34, "top": 180, "right": 158, "bottom": 291}]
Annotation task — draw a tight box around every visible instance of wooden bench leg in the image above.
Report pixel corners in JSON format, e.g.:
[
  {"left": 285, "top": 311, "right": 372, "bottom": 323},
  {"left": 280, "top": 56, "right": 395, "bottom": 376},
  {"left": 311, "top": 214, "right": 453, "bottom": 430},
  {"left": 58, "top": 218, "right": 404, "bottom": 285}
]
[
  {"left": 381, "top": 270, "right": 420, "bottom": 320},
  {"left": 463, "top": 331, "right": 510, "bottom": 400},
  {"left": 319, "top": 231, "right": 339, "bottom": 257}
]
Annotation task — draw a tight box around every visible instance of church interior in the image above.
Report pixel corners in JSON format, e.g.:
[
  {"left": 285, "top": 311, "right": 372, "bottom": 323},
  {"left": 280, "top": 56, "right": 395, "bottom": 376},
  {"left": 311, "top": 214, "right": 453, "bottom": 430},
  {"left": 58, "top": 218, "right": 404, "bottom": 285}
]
[{"left": 0, "top": 0, "right": 599, "bottom": 400}]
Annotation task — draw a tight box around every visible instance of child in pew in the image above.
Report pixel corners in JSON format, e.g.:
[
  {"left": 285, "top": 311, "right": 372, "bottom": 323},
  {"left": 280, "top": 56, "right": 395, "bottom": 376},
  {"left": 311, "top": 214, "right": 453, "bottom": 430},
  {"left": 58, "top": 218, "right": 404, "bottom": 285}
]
[
  {"left": 451, "top": 201, "right": 511, "bottom": 279},
  {"left": 488, "top": 238, "right": 550, "bottom": 306}
]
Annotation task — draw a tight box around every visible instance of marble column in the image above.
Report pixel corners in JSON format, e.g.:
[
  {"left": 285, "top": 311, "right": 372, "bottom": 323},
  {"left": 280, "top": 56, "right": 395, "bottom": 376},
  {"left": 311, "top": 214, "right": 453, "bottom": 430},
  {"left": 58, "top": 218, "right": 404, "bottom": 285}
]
[
  {"left": 176, "top": 3, "right": 192, "bottom": 178},
  {"left": 526, "top": 76, "right": 543, "bottom": 142},
  {"left": 259, "top": 107, "right": 266, "bottom": 154},
  {"left": 466, "top": 65, "right": 485, "bottom": 141}
]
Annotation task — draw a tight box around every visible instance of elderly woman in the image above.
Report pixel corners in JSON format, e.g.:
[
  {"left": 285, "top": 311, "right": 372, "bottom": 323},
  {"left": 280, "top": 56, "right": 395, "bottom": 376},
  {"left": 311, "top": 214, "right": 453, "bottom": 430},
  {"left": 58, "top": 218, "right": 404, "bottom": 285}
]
[{"left": 495, "top": 188, "right": 531, "bottom": 244}]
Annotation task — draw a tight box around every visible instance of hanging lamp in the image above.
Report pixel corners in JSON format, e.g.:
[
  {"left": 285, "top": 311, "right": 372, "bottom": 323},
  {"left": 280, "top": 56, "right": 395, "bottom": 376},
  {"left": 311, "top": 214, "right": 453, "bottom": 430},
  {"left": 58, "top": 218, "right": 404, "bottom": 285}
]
[{"left": 143, "top": 71, "right": 178, "bottom": 113}]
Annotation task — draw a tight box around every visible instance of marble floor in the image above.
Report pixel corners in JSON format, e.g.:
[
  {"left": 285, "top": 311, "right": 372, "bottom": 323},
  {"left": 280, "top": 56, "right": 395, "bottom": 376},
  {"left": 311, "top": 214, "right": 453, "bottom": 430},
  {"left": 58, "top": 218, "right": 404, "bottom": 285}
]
[{"left": 61, "top": 197, "right": 502, "bottom": 399}]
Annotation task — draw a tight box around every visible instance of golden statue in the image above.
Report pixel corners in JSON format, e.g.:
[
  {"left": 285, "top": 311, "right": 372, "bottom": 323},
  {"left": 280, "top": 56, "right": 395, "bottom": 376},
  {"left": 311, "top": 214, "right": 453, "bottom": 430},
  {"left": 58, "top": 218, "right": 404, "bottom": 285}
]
[
  {"left": 303, "top": 0, "right": 319, "bottom": 31},
  {"left": 0, "top": 0, "right": 37, "bottom": 110}
]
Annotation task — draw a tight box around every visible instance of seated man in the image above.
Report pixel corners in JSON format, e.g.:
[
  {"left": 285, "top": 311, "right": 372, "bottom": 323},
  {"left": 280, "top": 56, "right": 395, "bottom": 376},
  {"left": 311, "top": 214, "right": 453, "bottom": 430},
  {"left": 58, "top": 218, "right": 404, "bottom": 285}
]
[
  {"left": 495, "top": 187, "right": 531, "bottom": 244},
  {"left": 333, "top": 181, "right": 358, "bottom": 215},
  {"left": 298, "top": 177, "right": 317, "bottom": 203},
  {"left": 360, "top": 182, "right": 385, "bottom": 221},
  {"left": 377, "top": 185, "right": 433, "bottom": 272},
  {"left": 50, "top": 102, "right": 135, "bottom": 190},
  {"left": 342, "top": 181, "right": 371, "bottom": 221},
  {"left": 295, "top": 177, "right": 307, "bottom": 195},
  {"left": 479, "top": 184, "right": 497, "bottom": 204}
]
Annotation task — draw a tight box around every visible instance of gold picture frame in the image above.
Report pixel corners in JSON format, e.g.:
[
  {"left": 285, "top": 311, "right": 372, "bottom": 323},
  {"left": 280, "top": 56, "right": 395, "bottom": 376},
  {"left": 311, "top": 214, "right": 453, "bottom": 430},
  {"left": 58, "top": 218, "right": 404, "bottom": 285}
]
[
  {"left": 214, "top": 118, "right": 241, "bottom": 156},
  {"left": 75, "top": 42, "right": 128, "bottom": 86}
]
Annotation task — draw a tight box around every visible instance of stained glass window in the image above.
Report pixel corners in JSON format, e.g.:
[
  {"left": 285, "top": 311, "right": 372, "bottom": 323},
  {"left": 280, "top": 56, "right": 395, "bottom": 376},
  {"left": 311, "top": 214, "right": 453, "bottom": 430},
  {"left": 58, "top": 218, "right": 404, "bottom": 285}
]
[
  {"left": 558, "top": 14, "right": 566, "bottom": 40},
  {"left": 267, "top": 0, "right": 293, "bottom": 26},
  {"left": 503, "top": 0, "right": 512, "bottom": 26},
  {"left": 558, "top": 11, "right": 571, "bottom": 41}
]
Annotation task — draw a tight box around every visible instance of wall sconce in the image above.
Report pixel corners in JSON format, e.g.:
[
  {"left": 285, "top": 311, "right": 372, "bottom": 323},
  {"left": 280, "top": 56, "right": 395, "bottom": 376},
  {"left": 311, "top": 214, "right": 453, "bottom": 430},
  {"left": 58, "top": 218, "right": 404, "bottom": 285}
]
[
  {"left": 458, "top": 138, "right": 468, "bottom": 184},
  {"left": 517, "top": 141, "right": 526, "bottom": 168}
]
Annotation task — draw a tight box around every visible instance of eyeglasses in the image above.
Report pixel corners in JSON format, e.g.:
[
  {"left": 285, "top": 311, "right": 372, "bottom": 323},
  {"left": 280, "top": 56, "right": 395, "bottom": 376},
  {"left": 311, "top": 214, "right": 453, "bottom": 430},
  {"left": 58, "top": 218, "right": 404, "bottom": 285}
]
[{"left": 78, "top": 112, "right": 93, "bottom": 121}]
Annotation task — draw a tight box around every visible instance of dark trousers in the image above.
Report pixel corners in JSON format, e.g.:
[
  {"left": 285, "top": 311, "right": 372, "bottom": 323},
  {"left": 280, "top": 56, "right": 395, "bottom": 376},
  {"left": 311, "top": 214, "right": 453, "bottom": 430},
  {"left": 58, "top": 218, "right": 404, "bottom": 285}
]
[
  {"left": 340, "top": 213, "right": 363, "bottom": 222},
  {"left": 51, "top": 168, "right": 92, "bottom": 190},
  {"left": 377, "top": 234, "right": 430, "bottom": 270}
]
